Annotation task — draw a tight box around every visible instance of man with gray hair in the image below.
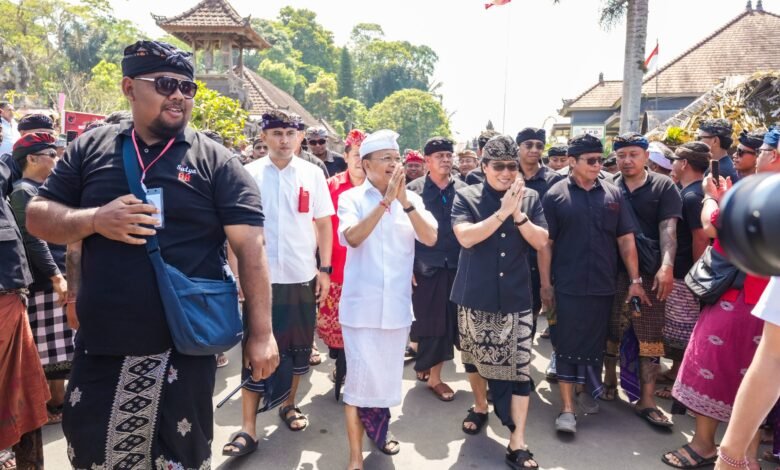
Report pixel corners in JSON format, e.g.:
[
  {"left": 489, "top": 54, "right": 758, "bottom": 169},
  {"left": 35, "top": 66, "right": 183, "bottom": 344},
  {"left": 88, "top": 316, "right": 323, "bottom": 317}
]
[{"left": 306, "top": 126, "right": 346, "bottom": 175}]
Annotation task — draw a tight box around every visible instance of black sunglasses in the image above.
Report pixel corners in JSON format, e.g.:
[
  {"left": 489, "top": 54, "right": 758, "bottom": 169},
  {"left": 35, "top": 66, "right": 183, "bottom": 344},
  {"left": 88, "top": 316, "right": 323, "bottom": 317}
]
[
  {"left": 134, "top": 76, "right": 198, "bottom": 99},
  {"left": 489, "top": 161, "right": 519, "bottom": 172},
  {"left": 254, "top": 145, "right": 268, "bottom": 151},
  {"left": 307, "top": 139, "right": 327, "bottom": 146},
  {"left": 578, "top": 156, "right": 604, "bottom": 166},
  {"left": 32, "top": 151, "right": 57, "bottom": 158},
  {"left": 736, "top": 148, "right": 756, "bottom": 157},
  {"left": 522, "top": 142, "right": 544, "bottom": 150}
]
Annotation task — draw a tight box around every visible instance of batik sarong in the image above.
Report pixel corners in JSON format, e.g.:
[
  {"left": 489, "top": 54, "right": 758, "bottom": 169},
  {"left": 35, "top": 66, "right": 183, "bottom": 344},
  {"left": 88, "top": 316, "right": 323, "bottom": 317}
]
[
  {"left": 357, "top": 407, "right": 391, "bottom": 448},
  {"left": 62, "top": 348, "right": 216, "bottom": 470},
  {"left": 663, "top": 279, "right": 701, "bottom": 361},
  {"left": 608, "top": 273, "right": 666, "bottom": 358}
]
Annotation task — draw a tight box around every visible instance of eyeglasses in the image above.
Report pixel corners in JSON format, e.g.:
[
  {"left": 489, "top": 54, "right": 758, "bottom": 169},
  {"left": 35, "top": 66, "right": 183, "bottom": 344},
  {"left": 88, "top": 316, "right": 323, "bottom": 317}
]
[
  {"left": 522, "top": 142, "right": 544, "bottom": 150},
  {"left": 489, "top": 162, "right": 519, "bottom": 172},
  {"left": 578, "top": 156, "right": 604, "bottom": 166},
  {"left": 372, "top": 156, "right": 403, "bottom": 164},
  {"left": 253, "top": 145, "right": 268, "bottom": 151},
  {"left": 432, "top": 153, "right": 453, "bottom": 160},
  {"left": 134, "top": 76, "right": 198, "bottom": 99},
  {"left": 735, "top": 148, "right": 756, "bottom": 157},
  {"left": 32, "top": 151, "right": 57, "bottom": 158},
  {"left": 307, "top": 139, "right": 327, "bottom": 146}
]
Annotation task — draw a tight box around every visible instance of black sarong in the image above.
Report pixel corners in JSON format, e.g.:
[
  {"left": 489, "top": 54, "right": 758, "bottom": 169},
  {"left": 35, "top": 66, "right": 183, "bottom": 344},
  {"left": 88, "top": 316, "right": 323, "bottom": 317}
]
[
  {"left": 555, "top": 293, "right": 614, "bottom": 367},
  {"left": 62, "top": 347, "right": 215, "bottom": 469},
  {"left": 411, "top": 268, "right": 457, "bottom": 371}
]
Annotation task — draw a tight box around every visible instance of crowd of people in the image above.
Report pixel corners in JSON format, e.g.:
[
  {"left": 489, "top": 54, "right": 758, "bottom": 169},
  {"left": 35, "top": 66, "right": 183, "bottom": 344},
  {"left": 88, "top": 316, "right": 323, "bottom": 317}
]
[{"left": 1, "top": 39, "right": 780, "bottom": 470}]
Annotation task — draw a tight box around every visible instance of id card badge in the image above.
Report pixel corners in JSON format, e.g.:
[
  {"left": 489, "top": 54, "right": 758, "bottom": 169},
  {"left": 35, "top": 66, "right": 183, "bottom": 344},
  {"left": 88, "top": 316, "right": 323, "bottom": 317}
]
[{"left": 145, "top": 187, "right": 164, "bottom": 228}]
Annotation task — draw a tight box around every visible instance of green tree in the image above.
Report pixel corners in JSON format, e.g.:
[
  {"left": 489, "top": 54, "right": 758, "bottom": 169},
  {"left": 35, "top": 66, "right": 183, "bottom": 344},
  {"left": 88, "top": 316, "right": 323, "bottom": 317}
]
[
  {"left": 258, "top": 59, "right": 297, "bottom": 96},
  {"left": 337, "top": 47, "right": 354, "bottom": 99},
  {"left": 277, "top": 7, "right": 337, "bottom": 77},
  {"left": 353, "top": 38, "right": 438, "bottom": 107},
  {"left": 190, "top": 80, "right": 248, "bottom": 148},
  {"left": 304, "top": 71, "right": 337, "bottom": 119},
  {"left": 331, "top": 96, "right": 368, "bottom": 134},
  {"left": 79, "top": 59, "right": 126, "bottom": 114},
  {"left": 365, "top": 89, "right": 450, "bottom": 151}
]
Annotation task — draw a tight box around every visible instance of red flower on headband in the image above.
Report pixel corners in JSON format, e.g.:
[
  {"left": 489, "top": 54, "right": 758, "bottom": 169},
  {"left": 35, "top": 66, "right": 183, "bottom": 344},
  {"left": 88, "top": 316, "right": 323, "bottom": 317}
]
[
  {"left": 345, "top": 129, "right": 366, "bottom": 147},
  {"left": 404, "top": 149, "right": 424, "bottom": 164}
]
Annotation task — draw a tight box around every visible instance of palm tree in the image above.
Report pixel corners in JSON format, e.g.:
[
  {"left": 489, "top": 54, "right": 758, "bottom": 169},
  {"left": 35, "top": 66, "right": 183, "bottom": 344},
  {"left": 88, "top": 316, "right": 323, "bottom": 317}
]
[{"left": 555, "top": 0, "right": 649, "bottom": 133}]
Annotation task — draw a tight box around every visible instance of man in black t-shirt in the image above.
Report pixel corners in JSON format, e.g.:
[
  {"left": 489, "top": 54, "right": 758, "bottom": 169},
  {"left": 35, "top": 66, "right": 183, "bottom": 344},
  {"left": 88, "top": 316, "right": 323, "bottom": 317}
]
[
  {"left": 661, "top": 142, "right": 710, "bottom": 387},
  {"left": 26, "top": 40, "right": 279, "bottom": 469},
  {"left": 605, "top": 132, "right": 682, "bottom": 430}
]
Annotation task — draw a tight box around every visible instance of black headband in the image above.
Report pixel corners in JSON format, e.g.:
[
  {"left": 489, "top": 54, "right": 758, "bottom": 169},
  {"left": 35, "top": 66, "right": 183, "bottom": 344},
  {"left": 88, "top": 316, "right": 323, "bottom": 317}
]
[
  {"left": 516, "top": 127, "right": 546, "bottom": 145},
  {"left": 122, "top": 41, "right": 194, "bottom": 80},
  {"left": 423, "top": 137, "right": 454, "bottom": 156},
  {"left": 567, "top": 134, "right": 603, "bottom": 157},
  {"left": 738, "top": 129, "right": 765, "bottom": 150}
]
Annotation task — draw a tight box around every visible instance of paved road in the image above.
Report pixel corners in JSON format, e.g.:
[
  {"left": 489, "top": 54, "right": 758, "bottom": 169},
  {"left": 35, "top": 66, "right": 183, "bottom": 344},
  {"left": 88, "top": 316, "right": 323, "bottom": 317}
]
[{"left": 44, "top": 317, "right": 757, "bottom": 469}]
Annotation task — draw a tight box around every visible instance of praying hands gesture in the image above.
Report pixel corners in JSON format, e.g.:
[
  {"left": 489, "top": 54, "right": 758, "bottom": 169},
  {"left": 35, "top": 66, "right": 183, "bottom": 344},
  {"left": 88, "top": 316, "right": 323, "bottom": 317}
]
[
  {"left": 497, "top": 178, "right": 524, "bottom": 221},
  {"left": 385, "top": 166, "right": 408, "bottom": 207}
]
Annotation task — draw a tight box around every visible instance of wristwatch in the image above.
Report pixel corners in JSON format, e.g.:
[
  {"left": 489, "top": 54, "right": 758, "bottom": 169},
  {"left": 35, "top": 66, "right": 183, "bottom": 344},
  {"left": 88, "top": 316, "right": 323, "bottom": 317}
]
[
  {"left": 403, "top": 204, "right": 416, "bottom": 213},
  {"left": 514, "top": 215, "right": 529, "bottom": 227},
  {"left": 631, "top": 277, "right": 643, "bottom": 285},
  {"left": 319, "top": 266, "right": 333, "bottom": 274}
]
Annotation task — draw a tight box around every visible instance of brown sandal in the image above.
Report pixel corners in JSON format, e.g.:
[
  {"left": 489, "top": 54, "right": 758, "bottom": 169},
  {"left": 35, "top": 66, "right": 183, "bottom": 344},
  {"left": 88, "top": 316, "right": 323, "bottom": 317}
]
[{"left": 430, "top": 383, "right": 455, "bottom": 402}]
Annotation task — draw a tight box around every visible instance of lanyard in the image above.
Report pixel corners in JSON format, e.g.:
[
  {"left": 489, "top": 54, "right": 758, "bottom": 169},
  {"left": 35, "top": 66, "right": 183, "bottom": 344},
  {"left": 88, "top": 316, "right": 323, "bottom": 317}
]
[{"left": 131, "top": 129, "right": 175, "bottom": 190}]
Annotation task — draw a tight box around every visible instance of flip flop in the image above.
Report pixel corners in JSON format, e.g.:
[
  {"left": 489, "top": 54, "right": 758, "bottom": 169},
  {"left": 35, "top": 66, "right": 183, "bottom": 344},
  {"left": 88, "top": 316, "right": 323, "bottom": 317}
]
[
  {"left": 309, "top": 350, "right": 323, "bottom": 366},
  {"left": 429, "top": 383, "right": 455, "bottom": 402},
  {"left": 216, "top": 353, "right": 229, "bottom": 368},
  {"left": 539, "top": 328, "right": 550, "bottom": 339},
  {"left": 0, "top": 449, "right": 16, "bottom": 470},
  {"left": 404, "top": 346, "right": 417, "bottom": 362},
  {"left": 378, "top": 433, "right": 400, "bottom": 455},
  {"left": 222, "top": 431, "right": 258, "bottom": 457},
  {"left": 601, "top": 384, "right": 618, "bottom": 401},
  {"left": 506, "top": 446, "right": 539, "bottom": 469},
  {"left": 279, "top": 404, "right": 308, "bottom": 431},
  {"left": 661, "top": 444, "right": 716, "bottom": 468},
  {"left": 462, "top": 407, "right": 488, "bottom": 435},
  {"left": 636, "top": 407, "right": 673, "bottom": 428}
]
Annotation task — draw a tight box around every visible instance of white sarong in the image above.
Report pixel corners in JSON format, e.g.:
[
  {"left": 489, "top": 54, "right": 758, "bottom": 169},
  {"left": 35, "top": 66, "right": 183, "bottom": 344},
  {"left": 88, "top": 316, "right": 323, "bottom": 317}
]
[{"left": 342, "top": 325, "right": 409, "bottom": 408}]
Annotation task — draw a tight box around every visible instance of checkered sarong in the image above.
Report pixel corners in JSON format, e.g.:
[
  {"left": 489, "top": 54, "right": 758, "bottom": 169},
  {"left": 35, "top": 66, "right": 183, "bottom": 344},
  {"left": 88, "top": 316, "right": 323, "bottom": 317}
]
[{"left": 27, "top": 288, "right": 74, "bottom": 368}]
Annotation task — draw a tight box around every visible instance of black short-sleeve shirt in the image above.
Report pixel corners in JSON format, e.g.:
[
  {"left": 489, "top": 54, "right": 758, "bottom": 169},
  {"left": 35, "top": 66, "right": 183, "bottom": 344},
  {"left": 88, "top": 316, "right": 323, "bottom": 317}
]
[
  {"left": 0, "top": 160, "right": 32, "bottom": 291},
  {"left": 407, "top": 175, "right": 467, "bottom": 271},
  {"left": 465, "top": 169, "right": 485, "bottom": 185},
  {"left": 611, "top": 171, "right": 682, "bottom": 240},
  {"left": 674, "top": 181, "right": 705, "bottom": 279},
  {"left": 525, "top": 165, "right": 564, "bottom": 202},
  {"left": 543, "top": 177, "right": 636, "bottom": 296},
  {"left": 38, "top": 121, "right": 264, "bottom": 356},
  {"left": 450, "top": 183, "right": 547, "bottom": 313}
]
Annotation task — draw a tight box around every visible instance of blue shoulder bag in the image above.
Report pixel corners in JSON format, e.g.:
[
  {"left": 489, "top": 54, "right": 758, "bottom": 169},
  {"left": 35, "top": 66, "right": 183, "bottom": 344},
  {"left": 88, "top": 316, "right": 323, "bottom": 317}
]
[{"left": 121, "top": 136, "right": 242, "bottom": 355}]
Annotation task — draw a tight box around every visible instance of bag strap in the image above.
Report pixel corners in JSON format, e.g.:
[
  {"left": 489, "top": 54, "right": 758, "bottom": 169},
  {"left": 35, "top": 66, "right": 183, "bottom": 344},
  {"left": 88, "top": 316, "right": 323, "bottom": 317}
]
[
  {"left": 618, "top": 179, "right": 648, "bottom": 238},
  {"left": 121, "top": 135, "right": 161, "bottom": 256}
]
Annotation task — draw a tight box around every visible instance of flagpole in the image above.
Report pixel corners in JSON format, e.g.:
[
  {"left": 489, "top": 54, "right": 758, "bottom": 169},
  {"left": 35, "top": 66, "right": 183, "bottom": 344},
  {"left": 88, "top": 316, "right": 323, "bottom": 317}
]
[{"left": 502, "top": 6, "right": 511, "bottom": 133}]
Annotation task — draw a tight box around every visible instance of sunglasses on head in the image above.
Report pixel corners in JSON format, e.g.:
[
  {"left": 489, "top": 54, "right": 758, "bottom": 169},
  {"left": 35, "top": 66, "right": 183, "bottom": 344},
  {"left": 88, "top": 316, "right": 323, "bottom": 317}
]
[
  {"left": 736, "top": 148, "right": 756, "bottom": 157},
  {"left": 489, "top": 161, "right": 519, "bottom": 172},
  {"left": 134, "top": 76, "right": 198, "bottom": 99},
  {"left": 307, "top": 139, "right": 327, "bottom": 145},
  {"left": 522, "top": 142, "right": 544, "bottom": 150},
  {"left": 578, "top": 156, "right": 604, "bottom": 166}
]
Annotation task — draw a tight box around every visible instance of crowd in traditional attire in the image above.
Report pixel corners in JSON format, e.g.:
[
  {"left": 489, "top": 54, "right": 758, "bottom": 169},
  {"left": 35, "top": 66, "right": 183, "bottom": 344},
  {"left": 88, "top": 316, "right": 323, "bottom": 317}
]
[{"left": 4, "top": 38, "right": 780, "bottom": 470}]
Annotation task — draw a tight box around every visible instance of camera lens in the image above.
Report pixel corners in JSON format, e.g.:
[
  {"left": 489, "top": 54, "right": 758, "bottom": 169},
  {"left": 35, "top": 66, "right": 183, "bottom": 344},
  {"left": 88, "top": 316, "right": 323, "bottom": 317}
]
[{"left": 720, "top": 173, "right": 780, "bottom": 276}]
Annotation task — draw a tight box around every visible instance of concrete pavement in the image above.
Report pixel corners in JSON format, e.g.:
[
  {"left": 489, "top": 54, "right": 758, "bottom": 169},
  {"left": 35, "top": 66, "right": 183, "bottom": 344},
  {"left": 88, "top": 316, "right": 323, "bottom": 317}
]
[{"left": 43, "top": 317, "right": 747, "bottom": 469}]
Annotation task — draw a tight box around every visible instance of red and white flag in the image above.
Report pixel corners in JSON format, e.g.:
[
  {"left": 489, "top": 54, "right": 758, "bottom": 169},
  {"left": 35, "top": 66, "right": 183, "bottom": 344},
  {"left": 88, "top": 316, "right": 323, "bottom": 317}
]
[
  {"left": 485, "top": 0, "right": 511, "bottom": 9},
  {"left": 644, "top": 41, "right": 659, "bottom": 71}
]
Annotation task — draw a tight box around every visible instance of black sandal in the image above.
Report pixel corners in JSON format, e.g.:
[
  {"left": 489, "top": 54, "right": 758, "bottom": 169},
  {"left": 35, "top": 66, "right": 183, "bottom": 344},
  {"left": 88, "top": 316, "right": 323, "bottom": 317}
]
[
  {"left": 378, "top": 433, "right": 400, "bottom": 455},
  {"left": 661, "top": 444, "right": 716, "bottom": 468},
  {"left": 506, "top": 446, "right": 538, "bottom": 469},
  {"left": 279, "top": 404, "right": 308, "bottom": 431},
  {"left": 462, "top": 406, "right": 488, "bottom": 435},
  {"left": 222, "top": 431, "right": 258, "bottom": 457}
]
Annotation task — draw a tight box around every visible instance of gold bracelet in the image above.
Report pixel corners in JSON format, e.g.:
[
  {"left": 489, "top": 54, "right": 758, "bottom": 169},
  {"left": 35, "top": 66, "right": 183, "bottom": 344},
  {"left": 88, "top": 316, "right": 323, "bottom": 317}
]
[{"left": 494, "top": 212, "right": 505, "bottom": 223}]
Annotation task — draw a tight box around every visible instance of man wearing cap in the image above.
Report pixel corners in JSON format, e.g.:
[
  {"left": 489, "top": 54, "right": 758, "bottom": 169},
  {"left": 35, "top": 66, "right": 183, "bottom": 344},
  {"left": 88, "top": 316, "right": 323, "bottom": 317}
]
[
  {"left": 0, "top": 113, "right": 57, "bottom": 187},
  {"left": 306, "top": 126, "right": 346, "bottom": 176},
  {"left": 546, "top": 145, "right": 568, "bottom": 172},
  {"left": 732, "top": 129, "right": 763, "bottom": 179},
  {"left": 540, "top": 133, "right": 649, "bottom": 434},
  {"left": 660, "top": 142, "right": 710, "bottom": 395},
  {"left": 228, "top": 109, "right": 334, "bottom": 455},
  {"left": 465, "top": 129, "right": 499, "bottom": 185},
  {"left": 0, "top": 102, "right": 20, "bottom": 156},
  {"left": 0, "top": 135, "right": 51, "bottom": 470},
  {"left": 338, "top": 130, "right": 437, "bottom": 468},
  {"left": 647, "top": 143, "right": 673, "bottom": 177},
  {"left": 403, "top": 149, "right": 425, "bottom": 183},
  {"left": 26, "top": 40, "right": 278, "bottom": 468},
  {"left": 407, "top": 136, "right": 466, "bottom": 400},
  {"left": 697, "top": 118, "right": 738, "bottom": 182},
  {"left": 604, "top": 132, "right": 681, "bottom": 429},
  {"left": 456, "top": 149, "right": 478, "bottom": 181},
  {"left": 295, "top": 123, "right": 329, "bottom": 178}
]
